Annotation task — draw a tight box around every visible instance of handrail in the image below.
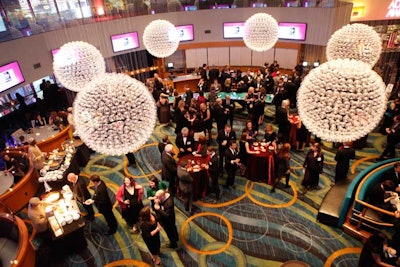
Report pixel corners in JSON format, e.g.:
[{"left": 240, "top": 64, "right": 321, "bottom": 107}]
[{"left": 354, "top": 199, "right": 396, "bottom": 217}]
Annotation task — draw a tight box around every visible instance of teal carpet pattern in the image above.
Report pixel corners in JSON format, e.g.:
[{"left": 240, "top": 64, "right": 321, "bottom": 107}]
[{"left": 21, "top": 106, "right": 393, "bottom": 267}]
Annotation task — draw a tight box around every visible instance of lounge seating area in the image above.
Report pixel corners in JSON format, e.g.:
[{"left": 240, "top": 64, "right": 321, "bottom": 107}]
[
  {"left": 342, "top": 159, "right": 399, "bottom": 241},
  {"left": 0, "top": 211, "right": 35, "bottom": 267}
]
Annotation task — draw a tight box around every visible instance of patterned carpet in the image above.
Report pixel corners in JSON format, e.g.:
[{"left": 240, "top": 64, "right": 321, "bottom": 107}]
[{"left": 19, "top": 105, "right": 392, "bottom": 267}]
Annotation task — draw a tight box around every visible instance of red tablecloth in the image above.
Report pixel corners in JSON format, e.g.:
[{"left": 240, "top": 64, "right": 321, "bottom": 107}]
[
  {"left": 246, "top": 143, "right": 275, "bottom": 184},
  {"left": 177, "top": 154, "right": 210, "bottom": 201}
]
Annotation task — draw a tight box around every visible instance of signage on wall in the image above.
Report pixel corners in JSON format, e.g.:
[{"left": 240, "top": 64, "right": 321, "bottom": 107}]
[{"left": 386, "top": 0, "right": 400, "bottom": 18}]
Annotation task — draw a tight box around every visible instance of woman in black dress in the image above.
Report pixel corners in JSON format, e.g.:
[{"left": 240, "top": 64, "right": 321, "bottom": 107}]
[
  {"left": 139, "top": 206, "right": 162, "bottom": 265},
  {"left": 271, "top": 143, "right": 291, "bottom": 192},
  {"left": 157, "top": 93, "right": 171, "bottom": 125},
  {"left": 238, "top": 133, "right": 260, "bottom": 176},
  {"left": 302, "top": 143, "right": 324, "bottom": 191},
  {"left": 200, "top": 103, "right": 212, "bottom": 142},
  {"left": 174, "top": 100, "right": 189, "bottom": 134},
  {"left": 116, "top": 177, "right": 144, "bottom": 233}
]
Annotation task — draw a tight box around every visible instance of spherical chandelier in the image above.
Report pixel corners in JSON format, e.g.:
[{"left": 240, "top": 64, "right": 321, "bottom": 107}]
[
  {"left": 73, "top": 73, "right": 157, "bottom": 155},
  {"left": 53, "top": 41, "right": 105, "bottom": 92},
  {"left": 143, "top": 19, "right": 180, "bottom": 58},
  {"left": 326, "top": 23, "right": 382, "bottom": 66},
  {"left": 243, "top": 13, "right": 279, "bottom": 52},
  {"left": 297, "top": 59, "right": 386, "bottom": 142}
]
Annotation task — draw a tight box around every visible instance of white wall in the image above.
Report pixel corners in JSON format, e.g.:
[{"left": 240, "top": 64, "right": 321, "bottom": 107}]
[{"left": 0, "top": 5, "right": 352, "bottom": 97}]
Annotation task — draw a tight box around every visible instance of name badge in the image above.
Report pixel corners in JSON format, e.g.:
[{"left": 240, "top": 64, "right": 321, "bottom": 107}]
[
  {"left": 187, "top": 141, "right": 191, "bottom": 145},
  {"left": 317, "top": 157, "right": 321, "bottom": 161},
  {"left": 209, "top": 162, "right": 212, "bottom": 165}
]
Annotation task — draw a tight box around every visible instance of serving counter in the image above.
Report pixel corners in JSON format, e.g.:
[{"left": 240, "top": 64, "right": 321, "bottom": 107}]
[{"left": 172, "top": 75, "right": 201, "bottom": 93}]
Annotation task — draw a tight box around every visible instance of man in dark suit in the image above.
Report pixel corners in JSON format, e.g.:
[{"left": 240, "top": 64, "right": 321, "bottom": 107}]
[
  {"left": 380, "top": 115, "right": 400, "bottom": 160},
  {"left": 223, "top": 94, "right": 235, "bottom": 127},
  {"left": 162, "top": 144, "right": 177, "bottom": 195},
  {"left": 90, "top": 174, "right": 118, "bottom": 235},
  {"left": 206, "top": 146, "right": 220, "bottom": 202},
  {"left": 382, "top": 162, "right": 400, "bottom": 192},
  {"left": 177, "top": 160, "right": 194, "bottom": 213},
  {"left": 219, "top": 65, "right": 231, "bottom": 85},
  {"left": 67, "top": 172, "right": 95, "bottom": 221},
  {"left": 184, "top": 86, "right": 194, "bottom": 106},
  {"left": 199, "top": 63, "right": 208, "bottom": 82},
  {"left": 224, "top": 141, "right": 240, "bottom": 189},
  {"left": 275, "top": 99, "right": 291, "bottom": 142},
  {"left": 217, "top": 124, "right": 236, "bottom": 175},
  {"left": 213, "top": 98, "right": 228, "bottom": 132},
  {"left": 154, "top": 189, "right": 179, "bottom": 248},
  {"left": 176, "top": 127, "right": 195, "bottom": 157},
  {"left": 158, "top": 135, "right": 170, "bottom": 155},
  {"left": 208, "top": 65, "right": 220, "bottom": 85},
  {"left": 242, "top": 69, "right": 253, "bottom": 91},
  {"left": 333, "top": 142, "right": 356, "bottom": 184}
]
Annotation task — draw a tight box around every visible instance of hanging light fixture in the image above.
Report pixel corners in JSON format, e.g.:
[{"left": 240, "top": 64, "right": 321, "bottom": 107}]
[
  {"left": 326, "top": 23, "right": 382, "bottom": 67},
  {"left": 143, "top": 19, "right": 180, "bottom": 58},
  {"left": 53, "top": 41, "right": 105, "bottom": 92},
  {"left": 243, "top": 13, "right": 279, "bottom": 52},
  {"left": 297, "top": 59, "right": 386, "bottom": 142},
  {"left": 73, "top": 73, "right": 157, "bottom": 156}
]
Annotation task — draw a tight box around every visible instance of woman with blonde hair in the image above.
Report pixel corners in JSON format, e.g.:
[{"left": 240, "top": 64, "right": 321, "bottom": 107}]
[{"left": 271, "top": 143, "right": 291, "bottom": 193}]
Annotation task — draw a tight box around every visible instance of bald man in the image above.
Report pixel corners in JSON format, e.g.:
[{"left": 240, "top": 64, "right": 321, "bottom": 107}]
[{"left": 67, "top": 172, "right": 95, "bottom": 221}]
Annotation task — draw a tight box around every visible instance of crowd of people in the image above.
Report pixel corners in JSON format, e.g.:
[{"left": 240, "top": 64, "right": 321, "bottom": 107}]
[{"left": 23, "top": 61, "right": 400, "bottom": 265}]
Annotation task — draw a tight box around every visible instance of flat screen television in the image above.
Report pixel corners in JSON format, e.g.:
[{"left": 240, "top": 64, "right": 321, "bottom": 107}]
[
  {"left": 223, "top": 22, "right": 245, "bottom": 39},
  {"left": 0, "top": 61, "right": 25, "bottom": 93},
  {"left": 176, "top": 24, "right": 194, "bottom": 42},
  {"left": 51, "top": 48, "right": 60, "bottom": 57},
  {"left": 183, "top": 5, "right": 197, "bottom": 11},
  {"left": 0, "top": 17, "right": 7, "bottom": 32},
  {"left": 211, "top": 4, "right": 230, "bottom": 9},
  {"left": 111, "top": 31, "right": 139, "bottom": 53},
  {"left": 278, "top": 22, "right": 307, "bottom": 41}
]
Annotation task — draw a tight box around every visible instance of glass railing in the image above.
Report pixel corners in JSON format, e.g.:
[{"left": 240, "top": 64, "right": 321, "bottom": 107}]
[{"left": 0, "top": 0, "right": 340, "bottom": 43}]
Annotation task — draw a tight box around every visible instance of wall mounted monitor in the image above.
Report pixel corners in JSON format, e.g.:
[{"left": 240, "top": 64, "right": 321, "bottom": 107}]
[
  {"left": 278, "top": 22, "right": 307, "bottom": 41},
  {"left": 51, "top": 48, "right": 60, "bottom": 57},
  {"left": 0, "top": 17, "right": 7, "bottom": 32},
  {"left": 183, "top": 5, "right": 197, "bottom": 11},
  {"left": 0, "top": 61, "right": 25, "bottom": 93},
  {"left": 111, "top": 31, "right": 139, "bottom": 53},
  {"left": 211, "top": 4, "right": 230, "bottom": 9},
  {"left": 176, "top": 24, "right": 194, "bottom": 42},
  {"left": 223, "top": 22, "right": 245, "bottom": 39}
]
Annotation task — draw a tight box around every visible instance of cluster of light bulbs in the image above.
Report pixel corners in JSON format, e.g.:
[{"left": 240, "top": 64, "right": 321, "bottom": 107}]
[
  {"left": 243, "top": 13, "right": 279, "bottom": 52},
  {"left": 298, "top": 23, "right": 385, "bottom": 142},
  {"left": 143, "top": 19, "right": 180, "bottom": 58},
  {"left": 326, "top": 23, "right": 382, "bottom": 66},
  {"left": 73, "top": 73, "right": 156, "bottom": 155},
  {"left": 53, "top": 41, "right": 105, "bottom": 92},
  {"left": 53, "top": 41, "right": 157, "bottom": 155},
  {"left": 297, "top": 59, "right": 386, "bottom": 142}
]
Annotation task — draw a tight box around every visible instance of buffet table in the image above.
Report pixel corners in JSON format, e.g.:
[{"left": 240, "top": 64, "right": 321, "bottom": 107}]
[
  {"left": 246, "top": 142, "right": 275, "bottom": 184},
  {"left": 42, "top": 189, "right": 87, "bottom": 251},
  {"left": 178, "top": 154, "right": 210, "bottom": 201}
]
